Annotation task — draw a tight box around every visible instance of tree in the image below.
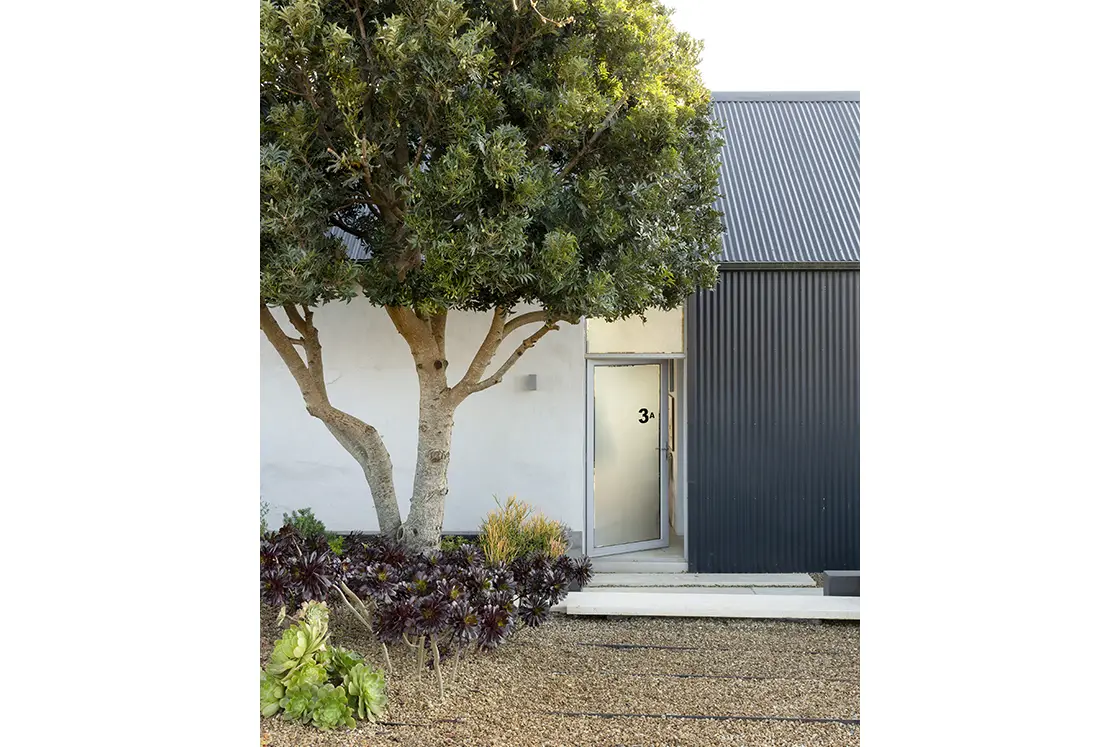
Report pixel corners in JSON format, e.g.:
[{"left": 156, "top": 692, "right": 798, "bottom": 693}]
[{"left": 260, "top": 0, "right": 723, "bottom": 550}]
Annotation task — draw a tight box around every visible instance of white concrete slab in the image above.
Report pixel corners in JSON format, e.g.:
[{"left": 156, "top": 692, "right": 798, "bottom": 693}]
[
  {"left": 562, "top": 591, "right": 859, "bottom": 620},
  {"left": 587, "top": 572, "right": 815, "bottom": 587},
  {"left": 751, "top": 587, "right": 824, "bottom": 596},
  {"left": 592, "top": 586, "right": 760, "bottom": 594},
  {"left": 590, "top": 560, "right": 689, "bottom": 573}
]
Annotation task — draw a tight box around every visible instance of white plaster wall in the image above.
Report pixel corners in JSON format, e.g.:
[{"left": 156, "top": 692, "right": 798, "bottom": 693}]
[{"left": 260, "top": 302, "right": 586, "bottom": 535}]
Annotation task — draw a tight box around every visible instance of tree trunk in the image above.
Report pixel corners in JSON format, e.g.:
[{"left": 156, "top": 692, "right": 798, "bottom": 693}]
[
  {"left": 261, "top": 305, "right": 403, "bottom": 538},
  {"left": 265, "top": 304, "right": 569, "bottom": 553},
  {"left": 318, "top": 413, "right": 402, "bottom": 539},
  {"left": 399, "top": 376, "right": 456, "bottom": 550}
]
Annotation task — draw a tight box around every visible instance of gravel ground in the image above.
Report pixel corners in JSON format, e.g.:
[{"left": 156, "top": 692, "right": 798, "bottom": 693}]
[{"left": 261, "top": 605, "right": 859, "bottom": 746}]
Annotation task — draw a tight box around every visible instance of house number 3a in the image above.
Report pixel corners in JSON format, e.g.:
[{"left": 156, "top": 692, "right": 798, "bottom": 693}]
[{"left": 638, "top": 408, "right": 655, "bottom": 423}]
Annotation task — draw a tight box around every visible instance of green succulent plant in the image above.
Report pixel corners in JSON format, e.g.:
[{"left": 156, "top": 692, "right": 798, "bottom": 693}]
[
  {"left": 287, "top": 660, "right": 328, "bottom": 688},
  {"left": 297, "top": 600, "right": 331, "bottom": 630},
  {"left": 323, "top": 646, "right": 364, "bottom": 678},
  {"left": 266, "top": 603, "right": 331, "bottom": 682},
  {"left": 343, "top": 663, "right": 388, "bottom": 721},
  {"left": 311, "top": 684, "right": 356, "bottom": 730},
  {"left": 279, "top": 682, "right": 319, "bottom": 724},
  {"left": 260, "top": 670, "right": 284, "bottom": 718}
]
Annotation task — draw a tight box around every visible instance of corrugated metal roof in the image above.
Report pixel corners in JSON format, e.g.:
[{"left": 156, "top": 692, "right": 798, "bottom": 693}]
[
  {"left": 330, "top": 227, "right": 372, "bottom": 261},
  {"left": 712, "top": 93, "right": 860, "bottom": 264}
]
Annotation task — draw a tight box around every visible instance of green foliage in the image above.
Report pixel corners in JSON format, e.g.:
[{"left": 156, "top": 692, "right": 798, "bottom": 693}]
[
  {"left": 325, "top": 646, "right": 364, "bottom": 679},
  {"left": 265, "top": 601, "right": 331, "bottom": 682},
  {"left": 261, "top": 601, "right": 387, "bottom": 732},
  {"left": 343, "top": 663, "right": 388, "bottom": 721},
  {"left": 311, "top": 684, "right": 358, "bottom": 730},
  {"left": 261, "top": 0, "right": 723, "bottom": 319},
  {"left": 260, "top": 671, "right": 284, "bottom": 717},
  {"left": 281, "top": 507, "right": 345, "bottom": 555},
  {"left": 439, "top": 534, "right": 474, "bottom": 552},
  {"left": 282, "top": 507, "right": 327, "bottom": 539},
  {"left": 279, "top": 682, "right": 318, "bottom": 724},
  {"left": 479, "top": 496, "right": 569, "bottom": 564},
  {"left": 287, "top": 661, "right": 329, "bottom": 688},
  {"left": 261, "top": 500, "right": 271, "bottom": 535}
]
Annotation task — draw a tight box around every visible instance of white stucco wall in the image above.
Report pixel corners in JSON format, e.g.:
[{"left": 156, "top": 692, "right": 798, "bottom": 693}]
[{"left": 260, "top": 302, "right": 586, "bottom": 535}]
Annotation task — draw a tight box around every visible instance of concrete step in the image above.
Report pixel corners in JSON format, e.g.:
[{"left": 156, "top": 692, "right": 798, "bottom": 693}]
[
  {"left": 579, "top": 586, "right": 824, "bottom": 596},
  {"left": 561, "top": 591, "right": 858, "bottom": 620},
  {"left": 587, "top": 572, "right": 816, "bottom": 588},
  {"left": 590, "top": 558, "right": 688, "bottom": 574}
]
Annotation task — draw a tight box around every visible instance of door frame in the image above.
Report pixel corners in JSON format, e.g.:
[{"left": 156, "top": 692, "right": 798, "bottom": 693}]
[{"left": 584, "top": 359, "right": 670, "bottom": 557}]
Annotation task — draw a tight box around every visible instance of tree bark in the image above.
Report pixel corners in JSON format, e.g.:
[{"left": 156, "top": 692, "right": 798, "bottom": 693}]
[
  {"left": 386, "top": 306, "right": 456, "bottom": 550},
  {"left": 400, "top": 382, "right": 455, "bottom": 549}
]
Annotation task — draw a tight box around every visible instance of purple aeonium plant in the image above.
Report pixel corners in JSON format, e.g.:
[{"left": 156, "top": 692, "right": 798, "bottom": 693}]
[{"left": 414, "top": 594, "right": 451, "bottom": 637}]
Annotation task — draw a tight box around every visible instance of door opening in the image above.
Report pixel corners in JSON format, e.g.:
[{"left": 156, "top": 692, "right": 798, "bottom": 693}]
[{"left": 586, "top": 361, "right": 669, "bottom": 556}]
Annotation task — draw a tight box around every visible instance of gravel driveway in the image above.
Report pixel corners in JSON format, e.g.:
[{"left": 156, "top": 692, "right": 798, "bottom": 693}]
[{"left": 261, "top": 606, "right": 860, "bottom": 746}]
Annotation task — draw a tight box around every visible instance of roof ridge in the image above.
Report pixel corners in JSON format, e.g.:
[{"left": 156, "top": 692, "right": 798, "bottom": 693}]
[{"left": 711, "top": 91, "right": 860, "bottom": 102}]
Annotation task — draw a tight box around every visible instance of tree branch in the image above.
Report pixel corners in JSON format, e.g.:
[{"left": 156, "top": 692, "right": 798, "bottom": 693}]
[
  {"left": 283, "top": 304, "right": 309, "bottom": 338},
  {"left": 328, "top": 215, "right": 367, "bottom": 242},
  {"left": 347, "top": 0, "right": 377, "bottom": 72},
  {"left": 558, "top": 98, "right": 627, "bottom": 179},
  {"left": 386, "top": 306, "right": 442, "bottom": 367},
  {"left": 452, "top": 307, "right": 506, "bottom": 399},
  {"left": 527, "top": 0, "right": 574, "bottom": 27},
  {"left": 261, "top": 305, "right": 314, "bottom": 393},
  {"left": 412, "top": 108, "right": 435, "bottom": 172},
  {"left": 429, "top": 309, "right": 448, "bottom": 358},
  {"left": 502, "top": 310, "right": 552, "bottom": 336},
  {"left": 262, "top": 305, "right": 403, "bottom": 534},
  {"left": 472, "top": 322, "right": 558, "bottom": 394}
]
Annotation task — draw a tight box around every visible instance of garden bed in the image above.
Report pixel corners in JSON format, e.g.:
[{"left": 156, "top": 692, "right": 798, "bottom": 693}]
[{"left": 260, "top": 604, "right": 860, "bottom": 746}]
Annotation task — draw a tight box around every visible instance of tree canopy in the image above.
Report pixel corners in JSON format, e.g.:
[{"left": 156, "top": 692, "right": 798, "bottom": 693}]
[{"left": 260, "top": 0, "right": 723, "bottom": 321}]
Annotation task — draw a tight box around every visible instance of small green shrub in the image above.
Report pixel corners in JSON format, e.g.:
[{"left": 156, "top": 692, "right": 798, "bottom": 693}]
[
  {"left": 281, "top": 507, "right": 345, "bottom": 556},
  {"left": 439, "top": 534, "right": 474, "bottom": 552},
  {"left": 260, "top": 601, "right": 387, "bottom": 732},
  {"left": 260, "top": 500, "right": 271, "bottom": 536},
  {"left": 282, "top": 507, "right": 327, "bottom": 539},
  {"left": 478, "top": 496, "right": 569, "bottom": 565}
]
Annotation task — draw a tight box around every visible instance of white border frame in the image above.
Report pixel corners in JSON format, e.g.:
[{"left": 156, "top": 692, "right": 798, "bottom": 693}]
[{"left": 584, "top": 359, "right": 670, "bottom": 557}]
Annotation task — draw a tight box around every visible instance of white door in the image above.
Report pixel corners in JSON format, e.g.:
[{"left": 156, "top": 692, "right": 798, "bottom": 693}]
[{"left": 586, "top": 362, "right": 669, "bottom": 556}]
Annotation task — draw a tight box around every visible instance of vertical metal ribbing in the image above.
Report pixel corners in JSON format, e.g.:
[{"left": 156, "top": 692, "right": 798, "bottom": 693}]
[{"left": 687, "top": 269, "right": 860, "bottom": 572}]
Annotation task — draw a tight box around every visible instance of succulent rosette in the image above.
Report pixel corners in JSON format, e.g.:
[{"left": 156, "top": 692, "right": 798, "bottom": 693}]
[
  {"left": 343, "top": 663, "right": 388, "bottom": 721},
  {"left": 279, "top": 682, "right": 318, "bottom": 724},
  {"left": 310, "top": 685, "right": 356, "bottom": 730},
  {"left": 260, "top": 671, "right": 285, "bottom": 717}
]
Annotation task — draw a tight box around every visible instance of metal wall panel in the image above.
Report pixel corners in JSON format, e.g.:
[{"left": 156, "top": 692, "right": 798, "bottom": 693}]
[{"left": 686, "top": 269, "right": 859, "bottom": 572}]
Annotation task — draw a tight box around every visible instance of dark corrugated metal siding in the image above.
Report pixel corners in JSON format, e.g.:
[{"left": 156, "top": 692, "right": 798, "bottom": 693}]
[
  {"left": 711, "top": 99, "right": 860, "bottom": 263},
  {"left": 686, "top": 269, "right": 859, "bottom": 572}
]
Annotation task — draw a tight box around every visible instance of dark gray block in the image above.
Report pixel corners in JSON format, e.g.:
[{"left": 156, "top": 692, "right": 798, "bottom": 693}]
[{"left": 823, "top": 571, "right": 860, "bottom": 597}]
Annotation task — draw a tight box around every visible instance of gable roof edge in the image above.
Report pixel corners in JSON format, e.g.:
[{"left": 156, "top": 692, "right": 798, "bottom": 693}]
[{"left": 711, "top": 91, "right": 860, "bottom": 102}]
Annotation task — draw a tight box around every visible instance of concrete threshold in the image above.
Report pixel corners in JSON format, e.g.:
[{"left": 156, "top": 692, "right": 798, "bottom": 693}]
[
  {"left": 559, "top": 591, "right": 858, "bottom": 620},
  {"left": 582, "top": 586, "right": 824, "bottom": 596},
  {"left": 587, "top": 572, "right": 816, "bottom": 588}
]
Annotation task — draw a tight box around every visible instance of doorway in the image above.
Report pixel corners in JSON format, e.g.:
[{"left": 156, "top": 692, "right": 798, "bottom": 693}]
[{"left": 585, "top": 361, "right": 669, "bottom": 556}]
